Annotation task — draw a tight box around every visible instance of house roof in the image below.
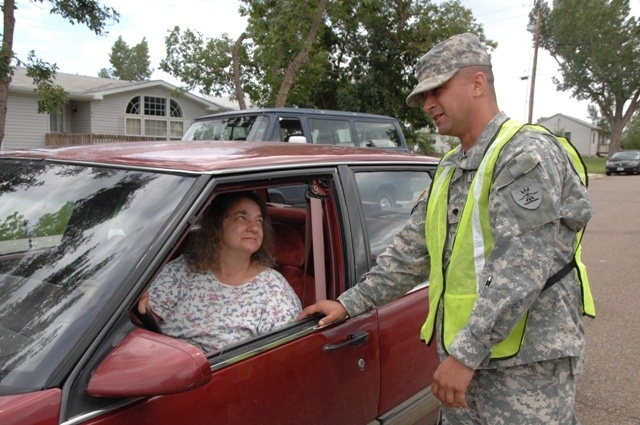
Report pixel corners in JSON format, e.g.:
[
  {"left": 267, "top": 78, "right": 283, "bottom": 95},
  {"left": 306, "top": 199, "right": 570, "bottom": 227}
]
[
  {"left": 538, "top": 113, "right": 598, "bottom": 130},
  {"left": 9, "top": 67, "right": 229, "bottom": 112}
]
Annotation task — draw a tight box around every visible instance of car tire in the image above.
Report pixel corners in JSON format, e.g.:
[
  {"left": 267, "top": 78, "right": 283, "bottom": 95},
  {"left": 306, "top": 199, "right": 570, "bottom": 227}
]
[
  {"left": 606, "top": 171, "right": 612, "bottom": 176},
  {"left": 376, "top": 189, "right": 395, "bottom": 209}
]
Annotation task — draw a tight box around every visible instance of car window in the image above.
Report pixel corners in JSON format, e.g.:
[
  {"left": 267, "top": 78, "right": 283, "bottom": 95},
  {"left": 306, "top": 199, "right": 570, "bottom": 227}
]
[
  {"left": 354, "top": 170, "right": 432, "bottom": 262},
  {"left": 355, "top": 121, "right": 402, "bottom": 148},
  {"left": 183, "top": 115, "right": 270, "bottom": 141},
  {"left": 308, "top": 118, "right": 354, "bottom": 146},
  {"left": 0, "top": 160, "right": 196, "bottom": 393},
  {"left": 611, "top": 151, "right": 640, "bottom": 160}
]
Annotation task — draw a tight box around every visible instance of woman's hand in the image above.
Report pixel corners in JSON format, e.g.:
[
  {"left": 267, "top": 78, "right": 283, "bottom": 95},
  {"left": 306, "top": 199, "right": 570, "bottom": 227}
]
[
  {"left": 137, "top": 290, "right": 150, "bottom": 314},
  {"left": 297, "top": 300, "right": 349, "bottom": 326}
]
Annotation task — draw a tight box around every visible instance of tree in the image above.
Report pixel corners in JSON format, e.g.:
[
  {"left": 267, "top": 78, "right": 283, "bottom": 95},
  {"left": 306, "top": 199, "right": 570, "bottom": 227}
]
[
  {"left": 316, "top": 0, "right": 490, "bottom": 143},
  {"left": 622, "top": 111, "right": 640, "bottom": 149},
  {"left": 0, "top": 0, "right": 119, "bottom": 148},
  {"left": 160, "top": 0, "right": 330, "bottom": 109},
  {"left": 98, "top": 36, "right": 152, "bottom": 80},
  {"left": 160, "top": 0, "right": 491, "bottom": 144},
  {"left": 532, "top": 0, "right": 640, "bottom": 157}
]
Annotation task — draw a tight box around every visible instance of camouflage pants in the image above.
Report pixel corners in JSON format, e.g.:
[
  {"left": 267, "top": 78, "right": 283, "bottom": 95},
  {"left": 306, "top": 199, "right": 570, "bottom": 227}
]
[{"left": 439, "top": 357, "right": 580, "bottom": 425}]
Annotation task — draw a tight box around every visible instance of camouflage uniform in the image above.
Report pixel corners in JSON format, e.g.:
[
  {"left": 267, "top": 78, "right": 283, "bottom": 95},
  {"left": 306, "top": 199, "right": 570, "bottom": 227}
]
[{"left": 338, "top": 111, "right": 592, "bottom": 424}]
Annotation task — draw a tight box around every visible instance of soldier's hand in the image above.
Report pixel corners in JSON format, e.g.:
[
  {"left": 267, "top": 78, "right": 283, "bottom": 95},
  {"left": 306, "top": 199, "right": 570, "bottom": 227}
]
[
  {"left": 432, "top": 355, "right": 474, "bottom": 409},
  {"left": 297, "top": 300, "right": 348, "bottom": 326}
]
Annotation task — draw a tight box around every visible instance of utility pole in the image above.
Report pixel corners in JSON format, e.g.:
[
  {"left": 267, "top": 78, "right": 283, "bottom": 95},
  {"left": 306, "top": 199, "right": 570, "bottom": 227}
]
[{"left": 528, "top": 6, "right": 542, "bottom": 124}]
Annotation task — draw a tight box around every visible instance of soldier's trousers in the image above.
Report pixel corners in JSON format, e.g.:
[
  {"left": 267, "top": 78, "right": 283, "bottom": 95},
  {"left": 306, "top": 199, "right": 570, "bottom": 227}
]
[{"left": 439, "top": 357, "right": 580, "bottom": 425}]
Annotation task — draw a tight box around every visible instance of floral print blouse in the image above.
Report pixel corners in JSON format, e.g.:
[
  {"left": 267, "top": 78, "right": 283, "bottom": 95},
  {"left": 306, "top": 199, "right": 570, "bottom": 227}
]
[{"left": 148, "top": 255, "right": 302, "bottom": 353}]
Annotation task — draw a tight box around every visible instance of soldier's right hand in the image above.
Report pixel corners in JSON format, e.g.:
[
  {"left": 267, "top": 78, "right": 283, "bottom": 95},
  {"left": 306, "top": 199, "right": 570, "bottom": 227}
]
[{"left": 297, "top": 300, "right": 349, "bottom": 326}]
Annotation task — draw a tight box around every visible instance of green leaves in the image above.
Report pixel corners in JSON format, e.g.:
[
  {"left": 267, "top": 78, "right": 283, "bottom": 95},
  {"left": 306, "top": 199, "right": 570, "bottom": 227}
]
[
  {"left": 535, "top": 0, "right": 640, "bottom": 154},
  {"left": 159, "top": 0, "right": 493, "bottom": 145},
  {"left": 101, "top": 36, "right": 152, "bottom": 80},
  {"left": 25, "top": 52, "right": 68, "bottom": 114}
]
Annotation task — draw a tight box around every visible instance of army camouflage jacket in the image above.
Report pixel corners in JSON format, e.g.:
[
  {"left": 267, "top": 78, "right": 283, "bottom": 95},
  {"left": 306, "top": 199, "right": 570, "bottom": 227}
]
[{"left": 338, "top": 112, "right": 593, "bottom": 371}]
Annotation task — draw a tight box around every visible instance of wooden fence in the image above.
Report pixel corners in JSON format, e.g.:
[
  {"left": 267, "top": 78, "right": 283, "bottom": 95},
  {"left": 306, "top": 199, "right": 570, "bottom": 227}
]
[{"left": 45, "top": 133, "right": 157, "bottom": 147}]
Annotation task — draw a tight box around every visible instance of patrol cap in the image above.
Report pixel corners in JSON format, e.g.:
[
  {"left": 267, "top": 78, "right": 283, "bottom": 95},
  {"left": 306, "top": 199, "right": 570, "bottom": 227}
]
[{"left": 406, "top": 33, "right": 491, "bottom": 107}]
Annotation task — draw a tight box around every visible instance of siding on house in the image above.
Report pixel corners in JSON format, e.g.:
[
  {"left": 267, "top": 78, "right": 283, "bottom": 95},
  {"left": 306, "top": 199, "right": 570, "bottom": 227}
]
[
  {"left": 3, "top": 68, "right": 229, "bottom": 150},
  {"left": 5, "top": 93, "right": 49, "bottom": 150},
  {"left": 537, "top": 113, "right": 601, "bottom": 156},
  {"left": 91, "top": 91, "right": 130, "bottom": 135},
  {"left": 68, "top": 102, "right": 92, "bottom": 134}
]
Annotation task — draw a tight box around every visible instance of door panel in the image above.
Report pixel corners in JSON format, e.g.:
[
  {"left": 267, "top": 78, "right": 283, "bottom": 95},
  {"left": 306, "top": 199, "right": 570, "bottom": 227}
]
[
  {"left": 85, "top": 314, "right": 380, "bottom": 425},
  {"left": 377, "top": 287, "right": 439, "bottom": 415}
]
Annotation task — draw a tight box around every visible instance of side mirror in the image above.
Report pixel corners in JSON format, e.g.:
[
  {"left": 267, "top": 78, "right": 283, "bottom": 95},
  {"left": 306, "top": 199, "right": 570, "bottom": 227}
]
[
  {"left": 287, "top": 135, "right": 308, "bottom": 144},
  {"left": 88, "top": 329, "right": 211, "bottom": 398}
]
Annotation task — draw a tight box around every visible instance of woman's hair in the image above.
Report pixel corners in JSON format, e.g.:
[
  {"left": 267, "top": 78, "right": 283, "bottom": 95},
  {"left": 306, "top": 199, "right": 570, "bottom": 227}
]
[{"left": 185, "top": 191, "right": 276, "bottom": 272}]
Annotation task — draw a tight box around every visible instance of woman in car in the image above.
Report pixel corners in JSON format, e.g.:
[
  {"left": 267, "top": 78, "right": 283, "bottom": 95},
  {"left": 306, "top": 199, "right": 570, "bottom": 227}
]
[{"left": 137, "top": 191, "right": 302, "bottom": 353}]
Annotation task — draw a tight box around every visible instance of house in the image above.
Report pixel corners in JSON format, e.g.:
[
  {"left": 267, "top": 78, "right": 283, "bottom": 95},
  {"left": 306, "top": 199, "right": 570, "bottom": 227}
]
[
  {"left": 3, "top": 67, "right": 231, "bottom": 151},
  {"left": 536, "top": 113, "right": 607, "bottom": 157}
]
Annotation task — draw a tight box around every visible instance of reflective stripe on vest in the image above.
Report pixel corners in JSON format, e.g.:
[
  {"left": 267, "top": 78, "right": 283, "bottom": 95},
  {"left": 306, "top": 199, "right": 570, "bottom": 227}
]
[{"left": 421, "top": 119, "right": 595, "bottom": 359}]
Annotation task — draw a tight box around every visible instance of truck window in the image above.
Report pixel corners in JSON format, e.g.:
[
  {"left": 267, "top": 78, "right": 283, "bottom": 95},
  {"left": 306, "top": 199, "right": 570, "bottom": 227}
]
[
  {"left": 183, "top": 116, "right": 270, "bottom": 141},
  {"left": 355, "top": 121, "right": 402, "bottom": 148},
  {"left": 276, "top": 118, "right": 304, "bottom": 142},
  {"left": 308, "top": 119, "right": 354, "bottom": 146}
]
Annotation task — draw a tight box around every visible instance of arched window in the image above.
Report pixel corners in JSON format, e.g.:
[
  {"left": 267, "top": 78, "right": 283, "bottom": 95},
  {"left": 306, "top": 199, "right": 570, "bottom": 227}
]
[{"left": 125, "top": 96, "right": 185, "bottom": 140}]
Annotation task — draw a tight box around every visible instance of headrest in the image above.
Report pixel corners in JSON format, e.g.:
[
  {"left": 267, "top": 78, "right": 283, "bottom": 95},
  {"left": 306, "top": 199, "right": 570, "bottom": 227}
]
[{"left": 272, "top": 222, "right": 305, "bottom": 268}]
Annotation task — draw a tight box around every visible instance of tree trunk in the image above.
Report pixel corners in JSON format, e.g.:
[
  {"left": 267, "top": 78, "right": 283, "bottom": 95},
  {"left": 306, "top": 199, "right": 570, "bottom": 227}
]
[
  {"left": 0, "top": 0, "right": 16, "bottom": 149},
  {"left": 607, "top": 96, "right": 639, "bottom": 157},
  {"left": 274, "top": 0, "right": 329, "bottom": 107},
  {"left": 608, "top": 119, "right": 624, "bottom": 157},
  {"left": 232, "top": 32, "right": 248, "bottom": 110}
]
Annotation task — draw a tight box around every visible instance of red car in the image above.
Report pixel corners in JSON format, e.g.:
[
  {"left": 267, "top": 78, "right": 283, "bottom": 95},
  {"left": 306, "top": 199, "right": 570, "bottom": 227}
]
[{"left": 0, "top": 141, "right": 440, "bottom": 425}]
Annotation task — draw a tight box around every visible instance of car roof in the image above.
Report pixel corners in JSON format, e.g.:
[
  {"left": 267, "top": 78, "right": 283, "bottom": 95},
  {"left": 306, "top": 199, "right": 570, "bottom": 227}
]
[
  {"left": 0, "top": 140, "right": 438, "bottom": 174},
  {"left": 194, "top": 107, "right": 398, "bottom": 121}
]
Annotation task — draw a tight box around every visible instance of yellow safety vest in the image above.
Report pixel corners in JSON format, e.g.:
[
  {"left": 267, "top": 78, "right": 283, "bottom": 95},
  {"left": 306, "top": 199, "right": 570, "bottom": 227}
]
[{"left": 421, "top": 119, "right": 596, "bottom": 359}]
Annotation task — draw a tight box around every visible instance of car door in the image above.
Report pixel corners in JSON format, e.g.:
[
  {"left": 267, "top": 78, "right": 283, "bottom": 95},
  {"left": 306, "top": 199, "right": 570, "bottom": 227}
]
[
  {"left": 71, "top": 171, "right": 382, "bottom": 425},
  {"left": 339, "top": 164, "right": 441, "bottom": 422}
]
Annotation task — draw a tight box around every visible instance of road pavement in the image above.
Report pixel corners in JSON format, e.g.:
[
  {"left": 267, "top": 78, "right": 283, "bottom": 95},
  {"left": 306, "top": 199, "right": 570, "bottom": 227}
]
[{"left": 576, "top": 175, "right": 640, "bottom": 425}]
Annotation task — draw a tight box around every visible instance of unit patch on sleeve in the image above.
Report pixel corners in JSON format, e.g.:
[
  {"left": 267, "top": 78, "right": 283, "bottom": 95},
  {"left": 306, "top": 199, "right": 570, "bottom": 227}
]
[{"left": 510, "top": 182, "right": 542, "bottom": 210}]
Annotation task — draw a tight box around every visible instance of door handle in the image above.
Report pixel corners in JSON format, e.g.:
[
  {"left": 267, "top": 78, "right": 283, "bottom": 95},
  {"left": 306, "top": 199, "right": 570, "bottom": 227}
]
[{"left": 323, "top": 330, "right": 369, "bottom": 352}]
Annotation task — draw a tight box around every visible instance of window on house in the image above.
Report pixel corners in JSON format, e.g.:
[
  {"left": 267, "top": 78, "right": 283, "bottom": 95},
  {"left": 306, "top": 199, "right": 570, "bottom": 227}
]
[
  {"left": 125, "top": 96, "right": 185, "bottom": 140},
  {"left": 564, "top": 131, "right": 571, "bottom": 140},
  {"left": 49, "top": 112, "right": 63, "bottom": 133}
]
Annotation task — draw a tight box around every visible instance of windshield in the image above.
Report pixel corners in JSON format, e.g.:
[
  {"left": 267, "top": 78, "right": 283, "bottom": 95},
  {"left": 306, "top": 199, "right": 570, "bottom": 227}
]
[
  {"left": 0, "top": 160, "right": 196, "bottom": 393},
  {"left": 610, "top": 151, "right": 640, "bottom": 160},
  {"left": 183, "top": 115, "right": 270, "bottom": 141}
]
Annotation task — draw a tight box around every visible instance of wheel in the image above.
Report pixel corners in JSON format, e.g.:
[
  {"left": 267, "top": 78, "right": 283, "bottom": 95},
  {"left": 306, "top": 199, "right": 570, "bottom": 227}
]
[
  {"left": 606, "top": 171, "right": 611, "bottom": 176},
  {"left": 376, "top": 190, "right": 395, "bottom": 209}
]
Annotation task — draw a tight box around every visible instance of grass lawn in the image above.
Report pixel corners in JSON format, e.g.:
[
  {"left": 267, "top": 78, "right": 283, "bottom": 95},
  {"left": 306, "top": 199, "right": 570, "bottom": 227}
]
[{"left": 583, "top": 156, "right": 606, "bottom": 175}]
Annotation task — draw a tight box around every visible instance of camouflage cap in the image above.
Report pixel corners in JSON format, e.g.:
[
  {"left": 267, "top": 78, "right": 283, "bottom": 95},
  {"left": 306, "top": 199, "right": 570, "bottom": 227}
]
[{"left": 406, "top": 33, "right": 491, "bottom": 107}]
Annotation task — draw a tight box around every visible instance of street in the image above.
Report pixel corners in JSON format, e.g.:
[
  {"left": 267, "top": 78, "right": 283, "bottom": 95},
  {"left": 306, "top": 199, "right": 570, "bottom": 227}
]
[{"left": 576, "top": 175, "right": 640, "bottom": 425}]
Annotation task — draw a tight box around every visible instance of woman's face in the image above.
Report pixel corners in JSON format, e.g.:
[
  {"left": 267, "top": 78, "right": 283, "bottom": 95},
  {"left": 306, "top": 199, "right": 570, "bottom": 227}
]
[{"left": 220, "top": 198, "right": 264, "bottom": 256}]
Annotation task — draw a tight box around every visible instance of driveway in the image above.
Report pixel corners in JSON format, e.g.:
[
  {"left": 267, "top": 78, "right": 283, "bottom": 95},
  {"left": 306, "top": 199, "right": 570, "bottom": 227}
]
[{"left": 577, "top": 175, "right": 640, "bottom": 425}]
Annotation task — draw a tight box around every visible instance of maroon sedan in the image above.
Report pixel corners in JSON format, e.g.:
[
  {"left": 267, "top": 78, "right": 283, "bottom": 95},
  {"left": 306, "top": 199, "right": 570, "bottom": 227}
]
[{"left": 0, "top": 141, "right": 439, "bottom": 425}]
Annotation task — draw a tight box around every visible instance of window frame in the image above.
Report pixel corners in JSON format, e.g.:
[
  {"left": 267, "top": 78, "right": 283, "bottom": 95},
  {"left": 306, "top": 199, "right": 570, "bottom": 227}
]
[{"left": 125, "top": 96, "right": 186, "bottom": 140}]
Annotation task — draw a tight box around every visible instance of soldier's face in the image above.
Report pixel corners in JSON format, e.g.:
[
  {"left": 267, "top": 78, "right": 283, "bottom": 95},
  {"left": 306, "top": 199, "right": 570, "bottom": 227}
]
[{"left": 422, "top": 71, "right": 475, "bottom": 139}]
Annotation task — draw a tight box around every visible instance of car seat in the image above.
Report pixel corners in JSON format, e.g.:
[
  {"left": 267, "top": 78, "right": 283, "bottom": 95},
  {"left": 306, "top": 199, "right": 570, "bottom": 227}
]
[{"left": 272, "top": 222, "right": 315, "bottom": 307}]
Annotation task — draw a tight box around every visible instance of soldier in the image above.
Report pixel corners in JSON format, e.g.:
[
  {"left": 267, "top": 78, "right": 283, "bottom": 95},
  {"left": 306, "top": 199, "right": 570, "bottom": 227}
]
[{"left": 299, "top": 33, "right": 595, "bottom": 424}]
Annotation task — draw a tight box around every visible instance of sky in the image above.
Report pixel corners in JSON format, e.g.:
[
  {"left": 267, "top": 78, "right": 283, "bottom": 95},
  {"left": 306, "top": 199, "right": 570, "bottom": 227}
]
[{"left": 12, "top": 0, "right": 640, "bottom": 123}]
